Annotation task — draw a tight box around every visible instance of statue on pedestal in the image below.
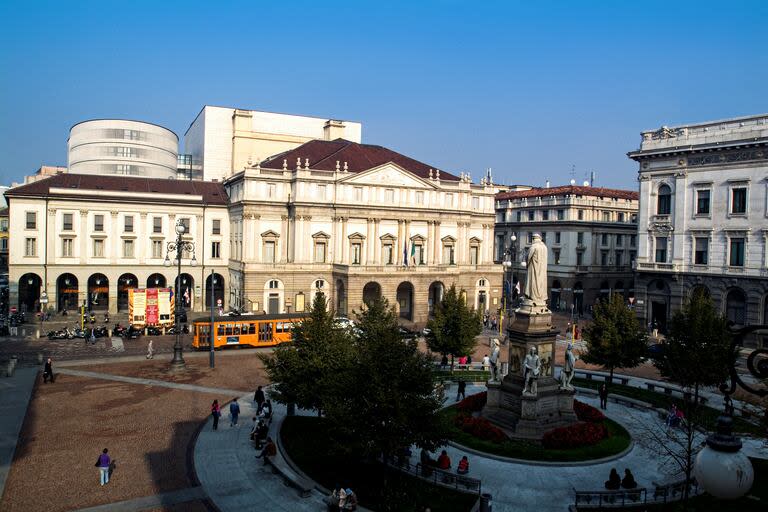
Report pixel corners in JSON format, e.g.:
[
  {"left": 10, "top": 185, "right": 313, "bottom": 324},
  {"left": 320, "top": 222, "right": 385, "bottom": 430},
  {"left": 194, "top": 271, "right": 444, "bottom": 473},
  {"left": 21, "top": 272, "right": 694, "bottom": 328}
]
[
  {"left": 560, "top": 342, "right": 578, "bottom": 390},
  {"left": 489, "top": 339, "right": 501, "bottom": 381},
  {"left": 524, "top": 233, "right": 548, "bottom": 306},
  {"left": 522, "top": 346, "right": 541, "bottom": 395}
]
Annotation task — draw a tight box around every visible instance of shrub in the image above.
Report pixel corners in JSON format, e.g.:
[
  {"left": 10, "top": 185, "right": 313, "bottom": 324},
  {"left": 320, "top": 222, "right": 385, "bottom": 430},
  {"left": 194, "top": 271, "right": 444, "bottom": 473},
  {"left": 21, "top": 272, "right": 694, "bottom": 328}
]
[
  {"left": 457, "top": 392, "right": 487, "bottom": 413},
  {"left": 573, "top": 400, "right": 605, "bottom": 423},
  {"left": 454, "top": 414, "right": 508, "bottom": 444},
  {"left": 542, "top": 422, "right": 608, "bottom": 449}
]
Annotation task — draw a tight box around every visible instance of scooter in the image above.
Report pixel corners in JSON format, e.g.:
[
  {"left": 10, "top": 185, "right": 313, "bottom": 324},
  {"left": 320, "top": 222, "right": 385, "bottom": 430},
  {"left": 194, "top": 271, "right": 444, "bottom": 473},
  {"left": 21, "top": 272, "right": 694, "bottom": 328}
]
[{"left": 47, "top": 329, "right": 69, "bottom": 340}]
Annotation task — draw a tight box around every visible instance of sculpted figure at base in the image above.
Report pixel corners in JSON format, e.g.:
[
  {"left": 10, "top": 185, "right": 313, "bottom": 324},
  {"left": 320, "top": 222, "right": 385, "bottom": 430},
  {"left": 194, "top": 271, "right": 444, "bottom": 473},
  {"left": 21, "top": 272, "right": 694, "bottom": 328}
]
[
  {"left": 489, "top": 339, "right": 501, "bottom": 381},
  {"left": 523, "top": 233, "right": 548, "bottom": 306},
  {"left": 522, "top": 346, "right": 541, "bottom": 395},
  {"left": 560, "top": 342, "right": 578, "bottom": 390}
]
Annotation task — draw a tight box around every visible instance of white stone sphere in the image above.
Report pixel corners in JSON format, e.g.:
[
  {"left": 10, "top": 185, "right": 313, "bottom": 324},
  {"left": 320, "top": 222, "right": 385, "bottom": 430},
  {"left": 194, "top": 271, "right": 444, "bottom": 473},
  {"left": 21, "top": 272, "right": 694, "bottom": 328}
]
[{"left": 694, "top": 446, "right": 754, "bottom": 499}]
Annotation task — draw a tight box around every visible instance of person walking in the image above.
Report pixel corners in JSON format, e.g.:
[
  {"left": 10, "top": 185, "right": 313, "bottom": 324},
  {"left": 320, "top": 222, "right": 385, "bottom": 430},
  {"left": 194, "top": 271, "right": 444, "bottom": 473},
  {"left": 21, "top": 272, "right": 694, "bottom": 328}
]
[
  {"left": 456, "top": 380, "right": 466, "bottom": 402},
  {"left": 599, "top": 384, "right": 608, "bottom": 410},
  {"left": 229, "top": 398, "right": 241, "bottom": 427},
  {"left": 95, "top": 448, "right": 111, "bottom": 486},
  {"left": 211, "top": 400, "right": 221, "bottom": 430},
  {"left": 253, "top": 385, "right": 265, "bottom": 414},
  {"left": 43, "top": 357, "right": 54, "bottom": 383},
  {"left": 146, "top": 339, "right": 154, "bottom": 359}
]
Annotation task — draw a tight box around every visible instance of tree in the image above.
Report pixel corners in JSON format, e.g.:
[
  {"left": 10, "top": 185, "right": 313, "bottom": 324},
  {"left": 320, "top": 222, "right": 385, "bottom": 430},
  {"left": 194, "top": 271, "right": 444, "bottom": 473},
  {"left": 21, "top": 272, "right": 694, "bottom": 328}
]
[
  {"left": 326, "top": 297, "right": 448, "bottom": 461},
  {"left": 651, "top": 288, "right": 734, "bottom": 502},
  {"left": 425, "top": 284, "right": 482, "bottom": 369},
  {"left": 259, "top": 292, "right": 353, "bottom": 415},
  {"left": 582, "top": 294, "right": 647, "bottom": 383}
]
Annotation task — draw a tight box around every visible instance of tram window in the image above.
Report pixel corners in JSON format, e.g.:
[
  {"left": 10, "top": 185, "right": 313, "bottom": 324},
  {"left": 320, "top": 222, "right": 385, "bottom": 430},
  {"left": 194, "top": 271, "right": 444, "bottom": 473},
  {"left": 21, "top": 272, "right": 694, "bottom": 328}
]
[
  {"left": 217, "top": 324, "right": 225, "bottom": 336},
  {"left": 249, "top": 323, "right": 256, "bottom": 335},
  {"left": 276, "top": 322, "right": 283, "bottom": 333},
  {"left": 284, "top": 322, "right": 293, "bottom": 331},
  {"left": 224, "top": 324, "right": 231, "bottom": 336},
  {"left": 197, "top": 325, "right": 210, "bottom": 336},
  {"left": 233, "top": 324, "right": 240, "bottom": 335}
]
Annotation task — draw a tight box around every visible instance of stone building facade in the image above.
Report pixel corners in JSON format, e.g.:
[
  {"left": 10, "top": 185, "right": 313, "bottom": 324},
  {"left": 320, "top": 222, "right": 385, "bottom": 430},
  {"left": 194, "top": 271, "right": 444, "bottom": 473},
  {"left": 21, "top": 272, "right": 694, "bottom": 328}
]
[
  {"left": 6, "top": 174, "right": 230, "bottom": 315},
  {"left": 629, "top": 113, "right": 768, "bottom": 339},
  {"left": 494, "top": 185, "right": 639, "bottom": 316},
  {"left": 225, "top": 138, "right": 502, "bottom": 327}
]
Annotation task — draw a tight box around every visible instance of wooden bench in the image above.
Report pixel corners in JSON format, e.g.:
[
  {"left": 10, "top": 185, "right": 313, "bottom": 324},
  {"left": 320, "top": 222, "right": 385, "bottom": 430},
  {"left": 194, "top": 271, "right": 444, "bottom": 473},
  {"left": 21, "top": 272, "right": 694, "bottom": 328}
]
[
  {"left": 575, "top": 371, "right": 630, "bottom": 386},
  {"left": 572, "top": 488, "right": 646, "bottom": 509},
  {"left": 264, "top": 454, "right": 314, "bottom": 498}
]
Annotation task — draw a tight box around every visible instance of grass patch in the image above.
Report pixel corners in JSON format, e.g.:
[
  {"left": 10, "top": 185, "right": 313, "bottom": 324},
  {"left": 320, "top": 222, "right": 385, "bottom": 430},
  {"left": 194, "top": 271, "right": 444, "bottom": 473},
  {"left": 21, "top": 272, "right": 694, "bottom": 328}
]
[
  {"left": 281, "top": 416, "right": 479, "bottom": 512},
  {"left": 441, "top": 406, "right": 631, "bottom": 462},
  {"left": 573, "top": 377, "right": 762, "bottom": 435}
]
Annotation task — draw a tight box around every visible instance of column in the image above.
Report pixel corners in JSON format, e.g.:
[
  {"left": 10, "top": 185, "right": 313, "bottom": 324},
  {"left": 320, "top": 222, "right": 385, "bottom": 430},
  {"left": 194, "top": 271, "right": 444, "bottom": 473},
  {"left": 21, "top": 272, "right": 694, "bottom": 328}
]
[
  {"left": 427, "top": 221, "right": 433, "bottom": 267},
  {"left": 79, "top": 210, "right": 88, "bottom": 265},
  {"left": 281, "top": 215, "right": 289, "bottom": 263},
  {"left": 433, "top": 221, "right": 441, "bottom": 264},
  {"left": 330, "top": 215, "right": 337, "bottom": 264},
  {"left": 366, "top": 218, "right": 373, "bottom": 264},
  {"left": 404, "top": 219, "right": 411, "bottom": 265},
  {"left": 373, "top": 219, "right": 381, "bottom": 264},
  {"left": 341, "top": 217, "right": 348, "bottom": 264}
]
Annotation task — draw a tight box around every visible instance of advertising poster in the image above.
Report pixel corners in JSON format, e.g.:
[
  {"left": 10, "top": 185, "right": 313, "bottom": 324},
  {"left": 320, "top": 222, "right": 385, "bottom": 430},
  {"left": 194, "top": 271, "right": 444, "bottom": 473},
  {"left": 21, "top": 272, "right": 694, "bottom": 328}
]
[
  {"left": 130, "top": 288, "right": 146, "bottom": 324},
  {"left": 145, "top": 288, "right": 159, "bottom": 325}
]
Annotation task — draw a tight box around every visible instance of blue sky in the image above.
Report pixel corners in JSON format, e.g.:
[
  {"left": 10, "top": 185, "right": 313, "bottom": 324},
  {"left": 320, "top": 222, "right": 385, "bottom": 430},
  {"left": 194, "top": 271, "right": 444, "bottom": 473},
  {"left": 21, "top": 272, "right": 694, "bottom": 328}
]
[{"left": 1, "top": 0, "right": 766, "bottom": 189}]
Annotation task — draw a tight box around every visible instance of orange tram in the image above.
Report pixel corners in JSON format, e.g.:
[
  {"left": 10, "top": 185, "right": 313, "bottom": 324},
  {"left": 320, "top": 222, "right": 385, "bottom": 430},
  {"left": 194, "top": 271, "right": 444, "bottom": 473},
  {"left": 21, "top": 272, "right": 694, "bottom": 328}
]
[{"left": 192, "top": 313, "right": 307, "bottom": 350}]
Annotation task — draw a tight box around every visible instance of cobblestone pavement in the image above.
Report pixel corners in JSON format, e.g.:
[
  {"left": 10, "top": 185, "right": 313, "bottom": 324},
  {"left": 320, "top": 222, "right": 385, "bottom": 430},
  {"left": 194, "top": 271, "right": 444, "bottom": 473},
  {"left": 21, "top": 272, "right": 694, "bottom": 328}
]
[{"left": 0, "top": 356, "right": 268, "bottom": 512}]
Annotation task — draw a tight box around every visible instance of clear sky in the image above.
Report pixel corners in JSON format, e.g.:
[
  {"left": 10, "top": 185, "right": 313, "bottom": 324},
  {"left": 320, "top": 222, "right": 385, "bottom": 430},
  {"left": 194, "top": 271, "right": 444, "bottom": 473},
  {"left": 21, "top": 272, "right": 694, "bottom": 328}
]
[{"left": 1, "top": 0, "right": 766, "bottom": 189}]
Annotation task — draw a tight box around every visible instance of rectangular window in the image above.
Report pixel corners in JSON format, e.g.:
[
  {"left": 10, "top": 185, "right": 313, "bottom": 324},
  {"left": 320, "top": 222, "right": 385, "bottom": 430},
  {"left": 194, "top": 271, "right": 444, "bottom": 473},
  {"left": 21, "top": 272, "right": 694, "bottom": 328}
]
[
  {"left": 601, "top": 233, "right": 609, "bottom": 246},
  {"left": 383, "top": 243, "right": 394, "bottom": 265},
  {"left": 655, "top": 237, "right": 667, "bottom": 263},
  {"left": 577, "top": 209, "right": 584, "bottom": 221},
  {"left": 695, "top": 237, "right": 708, "bottom": 265},
  {"left": 630, "top": 235, "right": 637, "bottom": 247},
  {"left": 415, "top": 190, "right": 424, "bottom": 205},
  {"left": 553, "top": 249, "right": 561, "bottom": 264},
  {"left": 496, "top": 235, "right": 505, "bottom": 261},
  {"left": 123, "top": 240, "right": 134, "bottom": 258},
  {"left": 0, "top": 219, "right": 7, "bottom": 232},
  {"left": 729, "top": 238, "right": 745, "bottom": 267},
  {"left": 26, "top": 211, "right": 36, "bottom": 229},
  {"left": 212, "top": 219, "right": 221, "bottom": 235},
  {"left": 317, "top": 184, "right": 327, "bottom": 200},
  {"left": 93, "top": 239, "right": 104, "bottom": 257},
  {"left": 731, "top": 188, "right": 747, "bottom": 214},
  {"left": 631, "top": 213, "right": 638, "bottom": 223},
  {"left": 262, "top": 241, "right": 275, "bottom": 263},
  {"left": 153, "top": 216, "right": 162, "bottom": 233},
  {"left": 470, "top": 246, "right": 479, "bottom": 265},
  {"left": 617, "top": 212, "right": 625, "bottom": 222},
  {"left": 94, "top": 215, "right": 104, "bottom": 232},
  {"left": 557, "top": 209, "right": 564, "bottom": 220},
  {"left": 386, "top": 189, "right": 394, "bottom": 203},
  {"left": 211, "top": 241, "right": 221, "bottom": 259},
  {"left": 576, "top": 251, "right": 583, "bottom": 266},
  {"left": 527, "top": 232, "right": 533, "bottom": 244},
  {"left": 267, "top": 183, "right": 276, "bottom": 198},
  {"left": 314, "top": 241, "right": 326, "bottom": 263},
  {"left": 443, "top": 245, "right": 455, "bottom": 265},
  {"left": 354, "top": 187, "right": 363, "bottom": 202},
  {"left": 542, "top": 210, "right": 549, "bottom": 221},
  {"left": 445, "top": 193, "right": 453, "bottom": 207},
  {"left": 0, "top": 238, "right": 6, "bottom": 250},
  {"left": 602, "top": 211, "right": 611, "bottom": 222},
  {"left": 630, "top": 251, "right": 636, "bottom": 264},
  {"left": 696, "top": 190, "right": 711, "bottom": 215},
  {"left": 25, "top": 238, "right": 36, "bottom": 256},
  {"left": 415, "top": 244, "right": 424, "bottom": 265},
  {"left": 541, "top": 232, "right": 547, "bottom": 243},
  {"left": 616, "top": 234, "right": 623, "bottom": 247},
  {"left": 62, "top": 213, "right": 73, "bottom": 231},
  {"left": 615, "top": 251, "right": 623, "bottom": 267},
  {"left": 352, "top": 243, "right": 362, "bottom": 265},
  {"left": 555, "top": 232, "right": 561, "bottom": 244},
  {"left": 472, "top": 196, "right": 480, "bottom": 210},
  {"left": 577, "top": 232, "right": 584, "bottom": 244},
  {"left": 124, "top": 215, "right": 134, "bottom": 233},
  {"left": 62, "top": 238, "right": 73, "bottom": 257},
  {"left": 601, "top": 251, "right": 608, "bottom": 266},
  {"left": 516, "top": 211, "right": 522, "bottom": 222},
  {"left": 528, "top": 210, "right": 535, "bottom": 221},
  {"left": 180, "top": 217, "right": 190, "bottom": 232},
  {"left": 148, "top": 240, "right": 160, "bottom": 259}
]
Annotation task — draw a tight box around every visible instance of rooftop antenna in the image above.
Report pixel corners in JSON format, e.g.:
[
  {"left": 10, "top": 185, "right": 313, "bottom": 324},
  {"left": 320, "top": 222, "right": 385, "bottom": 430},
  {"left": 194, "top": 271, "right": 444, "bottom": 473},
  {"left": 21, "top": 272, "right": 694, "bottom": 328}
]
[
  {"left": 590, "top": 171, "right": 596, "bottom": 187},
  {"left": 569, "top": 164, "right": 576, "bottom": 184}
]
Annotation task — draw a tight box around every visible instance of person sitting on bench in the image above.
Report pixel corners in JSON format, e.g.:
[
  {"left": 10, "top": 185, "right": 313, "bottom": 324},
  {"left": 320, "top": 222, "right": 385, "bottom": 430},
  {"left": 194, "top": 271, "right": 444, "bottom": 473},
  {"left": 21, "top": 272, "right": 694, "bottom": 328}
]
[{"left": 605, "top": 468, "right": 621, "bottom": 490}]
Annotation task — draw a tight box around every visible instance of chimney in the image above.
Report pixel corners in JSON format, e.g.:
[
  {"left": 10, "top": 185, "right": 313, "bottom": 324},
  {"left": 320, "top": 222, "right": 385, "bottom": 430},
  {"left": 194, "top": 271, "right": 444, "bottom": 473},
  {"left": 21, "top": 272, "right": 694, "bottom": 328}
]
[{"left": 323, "top": 120, "right": 346, "bottom": 141}]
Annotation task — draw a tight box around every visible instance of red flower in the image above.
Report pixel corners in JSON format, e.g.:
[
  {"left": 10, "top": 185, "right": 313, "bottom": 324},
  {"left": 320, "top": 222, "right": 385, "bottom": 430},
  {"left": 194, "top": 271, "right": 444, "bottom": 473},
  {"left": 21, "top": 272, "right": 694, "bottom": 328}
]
[
  {"left": 573, "top": 400, "right": 605, "bottom": 423},
  {"left": 457, "top": 392, "right": 487, "bottom": 413},
  {"left": 454, "top": 412, "right": 508, "bottom": 443},
  {"left": 542, "top": 422, "right": 608, "bottom": 449}
]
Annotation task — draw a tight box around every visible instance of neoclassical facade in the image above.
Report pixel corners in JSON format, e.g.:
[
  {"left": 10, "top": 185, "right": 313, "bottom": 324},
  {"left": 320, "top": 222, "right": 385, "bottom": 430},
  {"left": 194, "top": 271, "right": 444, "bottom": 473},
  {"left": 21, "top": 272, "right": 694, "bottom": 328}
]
[
  {"left": 629, "top": 113, "right": 768, "bottom": 339},
  {"left": 6, "top": 174, "right": 230, "bottom": 315},
  {"left": 494, "top": 185, "right": 639, "bottom": 315},
  {"left": 225, "top": 138, "right": 502, "bottom": 327}
]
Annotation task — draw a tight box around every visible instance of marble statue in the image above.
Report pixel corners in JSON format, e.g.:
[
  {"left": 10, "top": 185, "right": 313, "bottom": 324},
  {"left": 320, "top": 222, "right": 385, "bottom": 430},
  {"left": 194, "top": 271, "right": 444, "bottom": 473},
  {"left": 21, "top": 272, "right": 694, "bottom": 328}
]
[
  {"left": 524, "top": 233, "right": 548, "bottom": 306},
  {"left": 522, "top": 346, "right": 541, "bottom": 395},
  {"left": 560, "top": 342, "right": 578, "bottom": 390},
  {"left": 489, "top": 338, "right": 501, "bottom": 381}
]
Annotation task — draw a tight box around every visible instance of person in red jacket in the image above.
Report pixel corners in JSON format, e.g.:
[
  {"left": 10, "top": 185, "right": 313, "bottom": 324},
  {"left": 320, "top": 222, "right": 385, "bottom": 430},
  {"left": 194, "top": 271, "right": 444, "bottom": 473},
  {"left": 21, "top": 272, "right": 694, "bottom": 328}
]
[
  {"left": 457, "top": 455, "right": 469, "bottom": 474},
  {"left": 436, "top": 450, "right": 451, "bottom": 470}
]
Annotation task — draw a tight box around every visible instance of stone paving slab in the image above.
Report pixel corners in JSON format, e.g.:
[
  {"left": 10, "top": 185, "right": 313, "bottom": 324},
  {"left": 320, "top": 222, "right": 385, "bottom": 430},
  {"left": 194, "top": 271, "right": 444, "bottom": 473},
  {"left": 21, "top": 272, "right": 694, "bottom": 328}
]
[
  {"left": 0, "top": 367, "right": 38, "bottom": 504},
  {"left": 73, "top": 487, "right": 206, "bottom": 512}
]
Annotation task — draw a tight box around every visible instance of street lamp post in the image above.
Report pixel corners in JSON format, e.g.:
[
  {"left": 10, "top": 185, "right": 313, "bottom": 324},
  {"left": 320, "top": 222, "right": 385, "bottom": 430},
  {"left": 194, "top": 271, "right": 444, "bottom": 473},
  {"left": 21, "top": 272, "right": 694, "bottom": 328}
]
[{"left": 164, "top": 221, "right": 197, "bottom": 370}]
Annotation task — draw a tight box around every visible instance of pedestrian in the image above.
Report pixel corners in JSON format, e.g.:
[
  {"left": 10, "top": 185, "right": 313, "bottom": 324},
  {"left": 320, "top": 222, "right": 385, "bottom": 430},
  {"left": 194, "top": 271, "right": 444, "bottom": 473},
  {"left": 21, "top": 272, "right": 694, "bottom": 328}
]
[
  {"left": 229, "top": 398, "right": 241, "bottom": 426},
  {"left": 89, "top": 329, "right": 96, "bottom": 345},
  {"left": 211, "top": 399, "right": 221, "bottom": 430},
  {"left": 652, "top": 320, "right": 659, "bottom": 339},
  {"left": 457, "top": 455, "right": 469, "bottom": 475},
  {"left": 43, "top": 357, "right": 54, "bottom": 383},
  {"left": 456, "top": 379, "right": 466, "bottom": 402},
  {"left": 328, "top": 485, "right": 342, "bottom": 512},
  {"left": 260, "top": 399, "right": 273, "bottom": 421},
  {"left": 253, "top": 385, "right": 265, "bottom": 414},
  {"left": 482, "top": 354, "right": 490, "bottom": 372},
  {"left": 254, "top": 436, "right": 276, "bottom": 463},
  {"left": 440, "top": 354, "right": 448, "bottom": 369},
  {"left": 599, "top": 384, "right": 608, "bottom": 410},
  {"left": 95, "top": 448, "right": 111, "bottom": 486},
  {"left": 343, "top": 487, "right": 358, "bottom": 511},
  {"left": 146, "top": 339, "right": 154, "bottom": 359}
]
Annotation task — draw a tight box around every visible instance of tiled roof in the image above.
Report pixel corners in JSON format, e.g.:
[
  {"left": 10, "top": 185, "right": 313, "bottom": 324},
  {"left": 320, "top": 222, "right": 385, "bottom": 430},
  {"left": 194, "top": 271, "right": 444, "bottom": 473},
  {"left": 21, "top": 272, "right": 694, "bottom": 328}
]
[
  {"left": 260, "top": 139, "right": 460, "bottom": 181},
  {"left": 5, "top": 174, "right": 228, "bottom": 205},
  {"left": 496, "top": 185, "right": 638, "bottom": 201}
]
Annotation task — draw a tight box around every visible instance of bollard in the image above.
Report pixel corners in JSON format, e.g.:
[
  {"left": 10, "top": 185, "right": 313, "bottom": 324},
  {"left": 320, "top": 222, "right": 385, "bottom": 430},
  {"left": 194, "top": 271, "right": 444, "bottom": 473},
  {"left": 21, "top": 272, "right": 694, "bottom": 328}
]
[{"left": 480, "top": 493, "right": 492, "bottom": 512}]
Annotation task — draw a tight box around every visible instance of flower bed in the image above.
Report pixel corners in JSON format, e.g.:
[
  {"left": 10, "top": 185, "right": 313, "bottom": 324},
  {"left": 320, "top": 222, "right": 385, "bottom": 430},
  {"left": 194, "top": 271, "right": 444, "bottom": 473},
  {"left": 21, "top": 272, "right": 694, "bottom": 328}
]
[
  {"left": 457, "top": 391, "right": 487, "bottom": 413},
  {"left": 573, "top": 399, "right": 605, "bottom": 423},
  {"left": 454, "top": 414, "right": 508, "bottom": 443},
  {"left": 542, "top": 421, "right": 609, "bottom": 449}
]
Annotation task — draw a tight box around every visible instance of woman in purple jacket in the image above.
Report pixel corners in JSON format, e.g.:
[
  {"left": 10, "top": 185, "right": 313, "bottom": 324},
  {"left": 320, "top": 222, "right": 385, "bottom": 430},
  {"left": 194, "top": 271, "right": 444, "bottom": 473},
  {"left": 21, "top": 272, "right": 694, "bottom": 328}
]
[{"left": 96, "top": 448, "right": 111, "bottom": 485}]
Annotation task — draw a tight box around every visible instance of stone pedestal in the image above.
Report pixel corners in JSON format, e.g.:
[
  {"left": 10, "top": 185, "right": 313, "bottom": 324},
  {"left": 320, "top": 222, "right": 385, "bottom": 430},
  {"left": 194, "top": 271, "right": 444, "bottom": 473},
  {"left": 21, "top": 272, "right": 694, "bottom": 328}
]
[{"left": 483, "top": 305, "right": 578, "bottom": 441}]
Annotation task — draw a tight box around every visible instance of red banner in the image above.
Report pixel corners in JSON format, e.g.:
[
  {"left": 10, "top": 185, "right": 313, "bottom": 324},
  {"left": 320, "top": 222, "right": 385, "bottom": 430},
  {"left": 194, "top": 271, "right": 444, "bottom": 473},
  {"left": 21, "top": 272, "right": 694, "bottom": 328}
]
[{"left": 145, "top": 288, "right": 159, "bottom": 325}]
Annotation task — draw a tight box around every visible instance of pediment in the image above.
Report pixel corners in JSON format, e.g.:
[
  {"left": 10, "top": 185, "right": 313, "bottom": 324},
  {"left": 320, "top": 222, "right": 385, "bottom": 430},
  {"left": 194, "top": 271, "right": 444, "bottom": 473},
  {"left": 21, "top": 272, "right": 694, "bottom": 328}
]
[
  {"left": 312, "top": 231, "right": 331, "bottom": 239},
  {"left": 469, "top": 236, "right": 482, "bottom": 243},
  {"left": 410, "top": 234, "right": 426, "bottom": 242},
  {"left": 341, "top": 163, "right": 436, "bottom": 189},
  {"left": 348, "top": 232, "right": 366, "bottom": 240},
  {"left": 261, "top": 230, "right": 280, "bottom": 238},
  {"left": 441, "top": 235, "right": 456, "bottom": 243},
  {"left": 380, "top": 233, "right": 397, "bottom": 241}
]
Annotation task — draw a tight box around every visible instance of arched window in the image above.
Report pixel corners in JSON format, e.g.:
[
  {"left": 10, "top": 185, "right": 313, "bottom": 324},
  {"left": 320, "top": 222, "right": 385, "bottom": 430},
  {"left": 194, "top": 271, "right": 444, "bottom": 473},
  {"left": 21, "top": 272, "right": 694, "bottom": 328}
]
[
  {"left": 268, "top": 280, "right": 279, "bottom": 289},
  {"left": 725, "top": 289, "right": 747, "bottom": 326},
  {"left": 657, "top": 184, "right": 671, "bottom": 215}
]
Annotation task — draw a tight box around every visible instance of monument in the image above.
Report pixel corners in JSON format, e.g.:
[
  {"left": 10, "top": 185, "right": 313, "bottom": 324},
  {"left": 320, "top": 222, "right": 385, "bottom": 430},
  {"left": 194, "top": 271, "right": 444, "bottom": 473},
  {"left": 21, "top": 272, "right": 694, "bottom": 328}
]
[{"left": 483, "top": 233, "right": 578, "bottom": 440}]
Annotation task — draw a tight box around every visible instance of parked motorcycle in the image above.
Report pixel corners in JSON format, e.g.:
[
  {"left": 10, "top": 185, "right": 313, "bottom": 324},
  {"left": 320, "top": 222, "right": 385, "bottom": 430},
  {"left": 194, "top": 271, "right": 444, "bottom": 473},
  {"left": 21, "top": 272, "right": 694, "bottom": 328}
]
[
  {"left": 47, "top": 329, "right": 73, "bottom": 340},
  {"left": 92, "top": 326, "right": 108, "bottom": 338},
  {"left": 123, "top": 326, "right": 142, "bottom": 339},
  {"left": 146, "top": 326, "right": 162, "bottom": 336}
]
